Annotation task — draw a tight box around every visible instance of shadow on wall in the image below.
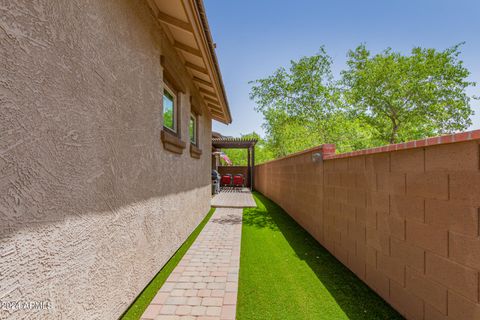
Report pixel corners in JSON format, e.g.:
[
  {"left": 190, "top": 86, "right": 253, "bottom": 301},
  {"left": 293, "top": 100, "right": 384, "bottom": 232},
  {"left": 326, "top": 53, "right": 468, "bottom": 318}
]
[
  {"left": 0, "top": 97, "right": 211, "bottom": 238},
  {"left": 0, "top": 0, "right": 213, "bottom": 319},
  {"left": 0, "top": 0, "right": 213, "bottom": 240},
  {"left": 0, "top": 153, "right": 211, "bottom": 239},
  {"left": 243, "top": 192, "right": 403, "bottom": 320}
]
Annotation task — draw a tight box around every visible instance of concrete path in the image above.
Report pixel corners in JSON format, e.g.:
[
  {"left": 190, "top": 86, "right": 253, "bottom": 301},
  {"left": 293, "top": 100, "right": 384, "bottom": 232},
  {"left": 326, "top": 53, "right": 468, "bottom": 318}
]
[
  {"left": 141, "top": 207, "right": 243, "bottom": 320},
  {"left": 211, "top": 188, "right": 256, "bottom": 208}
]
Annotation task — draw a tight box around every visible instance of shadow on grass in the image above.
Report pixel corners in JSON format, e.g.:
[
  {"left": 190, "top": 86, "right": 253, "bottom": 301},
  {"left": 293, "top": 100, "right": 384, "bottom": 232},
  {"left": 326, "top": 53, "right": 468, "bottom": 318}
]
[{"left": 243, "top": 192, "right": 404, "bottom": 320}]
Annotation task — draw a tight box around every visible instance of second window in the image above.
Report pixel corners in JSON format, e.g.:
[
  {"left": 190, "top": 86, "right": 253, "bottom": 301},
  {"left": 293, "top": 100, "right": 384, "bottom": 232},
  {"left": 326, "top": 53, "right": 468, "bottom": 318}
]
[
  {"left": 189, "top": 114, "right": 197, "bottom": 145},
  {"left": 163, "top": 85, "right": 177, "bottom": 133}
]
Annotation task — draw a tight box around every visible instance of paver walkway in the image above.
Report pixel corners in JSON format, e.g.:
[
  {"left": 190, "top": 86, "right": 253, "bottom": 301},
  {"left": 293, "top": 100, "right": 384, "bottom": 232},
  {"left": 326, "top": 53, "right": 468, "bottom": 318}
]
[
  {"left": 141, "top": 207, "right": 243, "bottom": 320},
  {"left": 211, "top": 188, "right": 256, "bottom": 208}
]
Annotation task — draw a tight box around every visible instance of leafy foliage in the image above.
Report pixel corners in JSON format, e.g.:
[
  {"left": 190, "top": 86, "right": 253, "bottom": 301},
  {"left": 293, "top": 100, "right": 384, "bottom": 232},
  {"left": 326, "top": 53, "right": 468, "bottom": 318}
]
[
  {"left": 247, "top": 44, "right": 476, "bottom": 160},
  {"left": 249, "top": 47, "right": 369, "bottom": 155},
  {"left": 342, "top": 43, "right": 476, "bottom": 143}
]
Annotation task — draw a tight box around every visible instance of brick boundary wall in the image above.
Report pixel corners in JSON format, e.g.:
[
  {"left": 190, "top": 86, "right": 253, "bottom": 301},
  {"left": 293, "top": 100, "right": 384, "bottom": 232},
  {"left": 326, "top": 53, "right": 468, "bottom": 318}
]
[{"left": 254, "top": 130, "right": 480, "bottom": 320}]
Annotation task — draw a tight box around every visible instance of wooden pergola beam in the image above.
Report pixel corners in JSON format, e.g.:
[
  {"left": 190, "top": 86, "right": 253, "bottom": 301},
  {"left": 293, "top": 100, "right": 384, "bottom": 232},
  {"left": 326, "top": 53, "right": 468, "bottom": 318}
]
[
  {"left": 211, "top": 139, "right": 257, "bottom": 149},
  {"left": 157, "top": 11, "right": 193, "bottom": 33}
]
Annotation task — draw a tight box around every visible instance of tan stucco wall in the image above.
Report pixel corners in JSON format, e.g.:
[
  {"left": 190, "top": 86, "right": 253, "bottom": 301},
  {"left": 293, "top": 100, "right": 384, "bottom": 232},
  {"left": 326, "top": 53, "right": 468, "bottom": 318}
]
[
  {"left": 255, "top": 140, "right": 480, "bottom": 320},
  {"left": 0, "top": 1, "right": 213, "bottom": 319}
]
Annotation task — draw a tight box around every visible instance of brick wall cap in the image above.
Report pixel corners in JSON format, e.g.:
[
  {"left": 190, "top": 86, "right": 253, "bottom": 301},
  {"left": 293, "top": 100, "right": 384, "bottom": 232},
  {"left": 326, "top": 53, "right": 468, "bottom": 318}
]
[
  {"left": 257, "top": 144, "right": 336, "bottom": 166},
  {"left": 323, "top": 129, "right": 480, "bottom": 160},
  {"left": 256, "top": 130, "right": 480, "bottom": 165}
]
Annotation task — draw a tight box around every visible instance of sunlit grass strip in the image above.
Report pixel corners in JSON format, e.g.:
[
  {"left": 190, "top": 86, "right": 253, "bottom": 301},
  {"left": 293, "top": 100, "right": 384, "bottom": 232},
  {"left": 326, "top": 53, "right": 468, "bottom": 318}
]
[
  {"left": 237, "top": 193, "right": 402, "bottom": 320},
  {"left": 121, "top": 207, "right": 216, "bottom": 320}
]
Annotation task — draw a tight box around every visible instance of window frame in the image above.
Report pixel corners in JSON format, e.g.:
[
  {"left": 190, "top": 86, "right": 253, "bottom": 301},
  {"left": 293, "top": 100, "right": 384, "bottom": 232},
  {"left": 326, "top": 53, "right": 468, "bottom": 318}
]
[
  {"left": 189, "top": 113, "right": 198, "bottom": 146},
  {"left": 162, "top": 83, "right": 178, "bottom": 134}
]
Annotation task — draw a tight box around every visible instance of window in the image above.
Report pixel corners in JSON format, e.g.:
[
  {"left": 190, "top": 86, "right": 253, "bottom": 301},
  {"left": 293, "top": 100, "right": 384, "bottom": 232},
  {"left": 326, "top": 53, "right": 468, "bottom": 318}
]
[
  {"left": 163, "top": 85, "right": 176, "bottom": 132},
  {"left": 189, "top": 114, "right": 197, "bottom": 145}
]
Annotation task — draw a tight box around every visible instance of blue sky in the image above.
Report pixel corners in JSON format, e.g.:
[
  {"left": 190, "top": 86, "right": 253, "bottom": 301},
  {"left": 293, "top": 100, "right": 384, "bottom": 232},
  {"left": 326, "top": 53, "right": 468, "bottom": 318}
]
[{"left": 204, "top": 0, "right": 480, "bottom": 137}]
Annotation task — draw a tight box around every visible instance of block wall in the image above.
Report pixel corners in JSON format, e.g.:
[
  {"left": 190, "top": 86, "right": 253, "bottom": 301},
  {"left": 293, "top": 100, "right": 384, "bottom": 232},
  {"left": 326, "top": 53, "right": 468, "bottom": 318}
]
[{"left": 255, "top": 135, "right": 480, "bottom": 320}]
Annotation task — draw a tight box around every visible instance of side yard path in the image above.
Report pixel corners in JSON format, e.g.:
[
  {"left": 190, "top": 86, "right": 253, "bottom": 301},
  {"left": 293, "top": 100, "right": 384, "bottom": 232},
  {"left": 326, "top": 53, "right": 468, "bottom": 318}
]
[
  {"left": 211, "top": 188, "right": 256, "bottom": 208},
  {"left": 237, "top": 192, "right": 404, "bottom": 320},
  {"left": 140, "top": 208, "right": 242, "bottom": 320}
]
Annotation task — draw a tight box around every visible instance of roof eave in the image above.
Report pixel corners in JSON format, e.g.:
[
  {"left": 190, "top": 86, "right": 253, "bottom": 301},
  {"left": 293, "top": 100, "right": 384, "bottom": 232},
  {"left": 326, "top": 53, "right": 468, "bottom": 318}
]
[{"left": 192, "top": 0, "right": 232, "bottom": 124}]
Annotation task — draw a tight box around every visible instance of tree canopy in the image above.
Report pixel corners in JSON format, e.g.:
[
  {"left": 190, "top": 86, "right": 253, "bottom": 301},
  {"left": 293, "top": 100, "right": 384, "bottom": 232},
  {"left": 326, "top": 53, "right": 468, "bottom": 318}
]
[
  {"left": 247, "top": 44, "right": 477, "bottom": 160},
  {"left": 249, "top": 47, "right": 374, "bottom": 156},
  {"left": 342, "top": 43, "right": 475, "bottom": 143}
]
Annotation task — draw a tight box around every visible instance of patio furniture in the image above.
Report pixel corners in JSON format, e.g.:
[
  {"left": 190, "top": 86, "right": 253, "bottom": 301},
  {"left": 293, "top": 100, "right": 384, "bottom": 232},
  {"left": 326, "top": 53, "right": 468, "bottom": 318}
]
[
  {"left": 233, "top": 174, "right": 245, "bottom": 188},
  {"left": 221, "top": 174, "right": 233, "bottom": 187}
]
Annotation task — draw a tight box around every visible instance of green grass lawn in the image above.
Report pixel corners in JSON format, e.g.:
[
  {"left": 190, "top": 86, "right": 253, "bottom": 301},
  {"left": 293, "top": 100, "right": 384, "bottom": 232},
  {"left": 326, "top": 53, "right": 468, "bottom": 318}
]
[
  {"left": 237, "top": 193, "right": 403, "bottom": 320},
  {"left": 120, "top": 208, "right": 216, "bottom": 320}
]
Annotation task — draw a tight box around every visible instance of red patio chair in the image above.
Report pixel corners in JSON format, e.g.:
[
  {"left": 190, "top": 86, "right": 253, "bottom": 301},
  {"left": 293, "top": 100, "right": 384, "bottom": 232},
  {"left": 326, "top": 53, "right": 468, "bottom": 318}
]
[
  {"left": 221, "top": 174, "right": 232, "bottom": 187},
  {"left": 233, "top": 174, "right": 244, "bottom": 188}
]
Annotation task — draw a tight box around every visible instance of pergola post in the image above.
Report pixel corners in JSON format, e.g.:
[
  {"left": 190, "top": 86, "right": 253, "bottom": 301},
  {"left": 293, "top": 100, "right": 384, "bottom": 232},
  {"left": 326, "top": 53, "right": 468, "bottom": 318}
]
[
  {"left": 251, "top": 146, "right": 255, "bottom": 191},
  {"left": 247, "top": 147, "right": 251, "bottom": 189}
]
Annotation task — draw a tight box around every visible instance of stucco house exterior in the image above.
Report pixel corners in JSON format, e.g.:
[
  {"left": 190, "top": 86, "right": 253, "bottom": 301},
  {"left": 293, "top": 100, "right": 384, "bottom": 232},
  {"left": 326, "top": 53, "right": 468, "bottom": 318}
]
[{"left": 0, "top": 0, "right": 231, "bottom": 319}]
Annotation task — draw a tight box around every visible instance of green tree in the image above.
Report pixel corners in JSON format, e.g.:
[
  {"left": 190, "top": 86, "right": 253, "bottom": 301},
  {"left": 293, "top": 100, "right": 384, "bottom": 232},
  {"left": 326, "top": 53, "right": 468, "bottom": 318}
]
[
  {"left": 249, "top": 44, "right": 476, "bottom": 159},
  {"left": 341, "top": 43, "right": 476, "bottom": 144},
  {"left": 250, "top": 47, "right": 374, "bottom": 157}
]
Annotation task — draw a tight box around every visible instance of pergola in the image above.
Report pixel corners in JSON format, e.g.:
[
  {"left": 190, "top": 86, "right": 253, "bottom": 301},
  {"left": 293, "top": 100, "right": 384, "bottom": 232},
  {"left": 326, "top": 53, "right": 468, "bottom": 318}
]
[{"left": 212, "top": 137, "right": 258, "bottom": 190}]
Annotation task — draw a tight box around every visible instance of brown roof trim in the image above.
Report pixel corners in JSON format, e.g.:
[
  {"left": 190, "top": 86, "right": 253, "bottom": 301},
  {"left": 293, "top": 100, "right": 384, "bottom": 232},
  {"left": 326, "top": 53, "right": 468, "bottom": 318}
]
[{"left": 194, "top": 0, "right": 232, "bottom": 124}]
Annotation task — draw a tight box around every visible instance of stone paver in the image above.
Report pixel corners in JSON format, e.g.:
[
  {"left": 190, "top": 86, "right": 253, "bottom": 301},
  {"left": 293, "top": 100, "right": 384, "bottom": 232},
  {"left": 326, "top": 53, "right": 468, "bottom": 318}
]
[
  {"left": 211, "top": 188, "right": 256, "bottom": 208},
  {"left": 141, "top": 207, "right": 242, "bottom": 320}
]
